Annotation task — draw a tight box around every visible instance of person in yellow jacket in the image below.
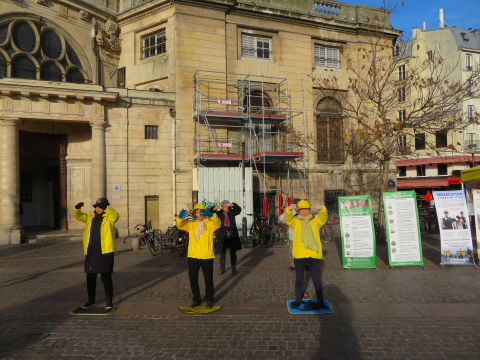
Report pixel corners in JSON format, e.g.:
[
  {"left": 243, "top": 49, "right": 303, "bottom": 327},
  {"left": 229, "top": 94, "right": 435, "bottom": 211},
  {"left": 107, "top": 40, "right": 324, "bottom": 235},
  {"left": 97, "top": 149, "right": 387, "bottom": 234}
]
[
  {"left": 177, "top": 203, "right": 221, "bottom": 308},
  {"left": 285, "top": 200, "right": 328, "bottom": 311},
  {"left": 74, "top": 198, "right": 119, "bottom": 310}
]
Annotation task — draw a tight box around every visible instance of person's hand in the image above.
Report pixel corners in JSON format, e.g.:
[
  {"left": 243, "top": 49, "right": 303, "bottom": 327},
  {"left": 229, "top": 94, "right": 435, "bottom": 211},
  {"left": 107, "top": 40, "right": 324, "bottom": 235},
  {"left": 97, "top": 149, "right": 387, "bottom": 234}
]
[
  {"left": 312, "top": 204, "right": 323, "bottom": 212},
  {"left": 213, "top": 205, "right": 220, "bottom": 211},
  {"left": 75, "top": 202, "right": 84, "bottom": 209},
  {"left": 199, "top": 209, "right": 213, "bottom": 218},
  {"left": 179, "top": 209, "right": 188, "bottom": 218},
  {"left": 288, "top": 204, "right": 297, "bottom": 211}
]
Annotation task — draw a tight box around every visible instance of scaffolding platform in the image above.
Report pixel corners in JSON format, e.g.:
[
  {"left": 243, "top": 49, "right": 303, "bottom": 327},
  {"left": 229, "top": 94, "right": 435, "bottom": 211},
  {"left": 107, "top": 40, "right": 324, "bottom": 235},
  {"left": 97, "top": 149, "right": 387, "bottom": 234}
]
[{"left": 192, "top": 68, "right": 308, "bottom": 201}]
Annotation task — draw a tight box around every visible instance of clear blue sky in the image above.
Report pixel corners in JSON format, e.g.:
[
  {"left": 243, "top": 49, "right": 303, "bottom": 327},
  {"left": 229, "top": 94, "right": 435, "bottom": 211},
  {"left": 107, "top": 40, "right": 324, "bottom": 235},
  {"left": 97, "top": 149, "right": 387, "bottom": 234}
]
[{"left": 340, "top": 0, "right": 480, "bottom": 35}]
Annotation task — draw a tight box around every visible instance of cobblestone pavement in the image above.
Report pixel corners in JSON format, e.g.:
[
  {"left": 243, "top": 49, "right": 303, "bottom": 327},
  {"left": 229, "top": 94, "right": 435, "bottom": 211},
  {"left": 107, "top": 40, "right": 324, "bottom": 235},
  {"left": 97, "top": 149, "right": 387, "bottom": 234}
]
[{"left": 1, "top": 234, "right": 480, "bottom": 359}]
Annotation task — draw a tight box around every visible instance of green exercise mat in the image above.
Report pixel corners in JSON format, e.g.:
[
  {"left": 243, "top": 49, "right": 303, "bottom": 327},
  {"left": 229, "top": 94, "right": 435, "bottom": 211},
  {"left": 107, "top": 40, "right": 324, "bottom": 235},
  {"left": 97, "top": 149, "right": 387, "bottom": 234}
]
[
  {"left": 70, "top": 306, "right": 117, "bottom": 316},
  {"left": 179, "top": 305, "right": 222, "bottom": 314}
]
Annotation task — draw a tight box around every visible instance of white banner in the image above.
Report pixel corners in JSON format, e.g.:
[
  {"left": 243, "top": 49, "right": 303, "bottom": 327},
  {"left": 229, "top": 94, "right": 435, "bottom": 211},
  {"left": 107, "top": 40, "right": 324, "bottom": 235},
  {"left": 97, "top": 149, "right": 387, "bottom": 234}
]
[{"left": 433, "top": 190, "right": 475, "bottom": 265}]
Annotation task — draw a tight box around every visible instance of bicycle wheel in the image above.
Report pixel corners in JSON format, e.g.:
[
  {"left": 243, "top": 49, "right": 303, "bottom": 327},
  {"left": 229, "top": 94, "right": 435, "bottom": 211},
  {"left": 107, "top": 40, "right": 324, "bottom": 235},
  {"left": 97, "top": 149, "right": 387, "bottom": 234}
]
[
  {"left": 320, "top": 225, "right": 332, "bottom": 243},
  {"left": 176, "top": 234, "right": 187, "bottom": 257},
  {"left": 145, "top": 234, "right": 156, "bottom": 256},
  {"left": 269, "top": 225, "right": 281, "bottom": 246},
  {"left": 261, "top": 227, "right": 273, "bottom": 247},
  {"left": 249, "top": 224, "right": 259, "bottom": 241}
]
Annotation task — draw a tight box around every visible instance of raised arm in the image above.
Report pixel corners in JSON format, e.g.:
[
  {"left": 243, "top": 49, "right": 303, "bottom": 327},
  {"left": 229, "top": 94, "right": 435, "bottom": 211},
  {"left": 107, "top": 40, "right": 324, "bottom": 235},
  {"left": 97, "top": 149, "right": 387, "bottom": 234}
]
[
  {"left": 230, "top": 203, "right": 242, "bottom": 216},
  {"left": 73, "top": 202, "right": 89, "bottom": 223},
  {"left": 208, "top": 213, "right": 221, "bottom": 232},
  {"left": 313, "top": 205, "right": 328, "bottom": 229},
  {"left": 104, "top": 206, "right": 120, "bottom": 225}
]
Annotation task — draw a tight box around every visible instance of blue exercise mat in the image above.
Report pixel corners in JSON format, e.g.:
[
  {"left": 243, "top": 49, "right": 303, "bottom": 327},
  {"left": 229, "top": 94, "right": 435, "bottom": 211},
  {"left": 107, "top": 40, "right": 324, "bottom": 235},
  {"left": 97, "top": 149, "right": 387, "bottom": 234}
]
[{"left": 287, "top": 300, "right": 333, "bottom": 314}]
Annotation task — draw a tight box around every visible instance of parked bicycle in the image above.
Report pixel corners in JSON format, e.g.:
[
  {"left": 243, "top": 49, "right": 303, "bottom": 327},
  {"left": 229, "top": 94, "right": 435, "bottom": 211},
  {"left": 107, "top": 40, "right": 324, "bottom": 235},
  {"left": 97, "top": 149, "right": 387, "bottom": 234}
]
[
  {"left": 269, "top": 219, "right": 289, "bottom": 246},
  {"left": 134, "top": 220, "right": 158, "bottom": 256},
  {"left": 419, "top": 212, "right": 438, "bottom": 234},
  {"left": 248, "top": 213, "right": 273, "bottom": 247},
  {"left": 157, "top": 215, "right": 189, "bottom": 256}
]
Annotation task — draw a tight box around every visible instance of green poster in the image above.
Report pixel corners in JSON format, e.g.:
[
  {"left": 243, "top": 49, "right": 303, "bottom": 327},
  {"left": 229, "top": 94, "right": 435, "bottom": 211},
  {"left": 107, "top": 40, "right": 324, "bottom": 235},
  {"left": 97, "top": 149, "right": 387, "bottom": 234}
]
[
  {"left": 383, "top": 191, "right": 423, "bottom": 266},
  {"left": 338, "top": 195, "right": 376, "bottom": 269}
]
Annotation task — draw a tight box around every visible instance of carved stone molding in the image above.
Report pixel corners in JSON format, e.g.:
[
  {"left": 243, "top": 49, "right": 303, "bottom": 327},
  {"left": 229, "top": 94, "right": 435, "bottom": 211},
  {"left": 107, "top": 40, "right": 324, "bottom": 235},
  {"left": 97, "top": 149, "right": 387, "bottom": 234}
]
[
  {"left": 104, "top": 63, "right": 117, "bottom": 79},
  {"left": 90, "top": 122, "right": 107, "bottom": 131},
  {"left": 0, "top": 118, "right": 20, "bottom": 127},
  {"left": 37, "top": 0, "right": 47, "bottom": 6},
  {"left": 80, "top": 10, "right": 90, "bottom": 22}
]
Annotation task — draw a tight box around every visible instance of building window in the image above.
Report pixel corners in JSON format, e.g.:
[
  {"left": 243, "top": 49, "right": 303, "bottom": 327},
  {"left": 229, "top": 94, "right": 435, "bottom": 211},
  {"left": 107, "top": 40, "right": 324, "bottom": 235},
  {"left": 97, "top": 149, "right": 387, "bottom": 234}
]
[
  {"left": 398, "top": 166, "right": 406, "bottom": 177},
  {"left": 398, "top": 135, "right": 408, "bottom": 154},
  {"left": 415, "top": 132, "right": 425, "bottom": 150},
  {"left": 141, "top": 28, "right": 166, "bottom": 60},
  {"left": 416, "top": 164, "right": 426, "bottom": 176},
  {"left": 20, "top": 172, "right": 33, "bottom": 203},
  {"left": 465, "top": 54, "right": 472, "bottom": 71},
  {"left": 437, "top": 163, "right": 448, "bottom": 176},
  {"left": 241, "top": 34, "right": 271, "bottom": 59},
  {"left": 398, "top": 135, "right": 407, "bottom": 147},
  {"left": 324, "top": 189, "right": 345, "bottom": 213},
  {"left": 461, "top": 33, "right": 469, "bottom": 41},
  {"left": 393, "top": 44, "right": 400, "bottom": 56},
  {"left": 316, "top": 97, "right": 344, "bottom": 163},
  {"left": 145, "top": 125, "right": 158, "bottom": 139},
  {"left": 314, "top": 45, "right": 340, "bottom": 68},
  {"left": 435, "top": 130, "right": 448, "bottom": 148},
  {"left": 398, "top": 110, "right": 406, "bottom": 122},
  {"left": 397, "top": 87, "right": 405, "bottom": 102},
  {"left": 467, "top": 105, "right": 474, "bottom": 122},
  {"left": 427, "top": 51, "right": 433, "bottom": 61},
  {"left": 398, "top": 65, "right": 405, "bottom": 80}
]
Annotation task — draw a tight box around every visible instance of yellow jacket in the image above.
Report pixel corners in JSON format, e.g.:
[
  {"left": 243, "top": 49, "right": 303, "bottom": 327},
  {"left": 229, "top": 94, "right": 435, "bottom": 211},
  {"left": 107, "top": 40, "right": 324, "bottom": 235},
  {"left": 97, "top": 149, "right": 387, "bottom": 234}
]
[
  {"left": 176, "top": 214, "right": 221, "bottom": 259},
  {"left": 74, "top": 206, "right": 120, "bottom": 255},
  {"left": 285, "top": 206, "right": 328, "bottom": 259}
]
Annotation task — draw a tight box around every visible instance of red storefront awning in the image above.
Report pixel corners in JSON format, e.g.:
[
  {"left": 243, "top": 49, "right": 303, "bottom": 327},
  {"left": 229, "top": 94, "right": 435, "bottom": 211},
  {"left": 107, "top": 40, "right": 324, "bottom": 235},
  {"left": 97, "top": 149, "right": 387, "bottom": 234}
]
[
  {"left": 397, "top": 178, "right": 450, "bottom": 189},
  {"left": 397, "top": 155, "right": 480, "bottom": 166},
  {"left": 443, "top": 177, "right": 462, "bottom": 185}
]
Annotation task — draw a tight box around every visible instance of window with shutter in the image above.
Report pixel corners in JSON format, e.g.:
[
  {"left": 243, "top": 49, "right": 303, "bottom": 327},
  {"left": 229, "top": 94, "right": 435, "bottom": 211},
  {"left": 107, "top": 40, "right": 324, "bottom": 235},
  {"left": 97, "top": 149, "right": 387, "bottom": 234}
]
[
  {"left": 242, "top": 34, "right": 270, "bottom": 59},
  {"left": 398, "top": 65, "right": 405, "bottom": 80},
  {"left": 314, "top": 45, "right": 339, "bottom": 68}
]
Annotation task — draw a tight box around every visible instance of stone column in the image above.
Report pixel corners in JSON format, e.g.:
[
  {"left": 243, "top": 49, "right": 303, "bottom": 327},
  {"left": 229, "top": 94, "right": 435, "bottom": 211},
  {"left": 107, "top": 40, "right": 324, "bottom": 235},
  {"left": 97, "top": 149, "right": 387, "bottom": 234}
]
[
  {"left": 0, "top": 118, "right": 23, "bottom": 244},
  {"left": 90, "top": 122, "right": 107, "bottom": 204}
]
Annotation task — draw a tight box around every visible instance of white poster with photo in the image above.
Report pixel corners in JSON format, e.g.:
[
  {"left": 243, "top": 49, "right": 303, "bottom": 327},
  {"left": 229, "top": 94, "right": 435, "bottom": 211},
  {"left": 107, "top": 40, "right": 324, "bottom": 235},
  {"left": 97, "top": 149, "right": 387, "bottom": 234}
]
[{"left": 433, "top": 190, "right": 475, "bottom": 266}]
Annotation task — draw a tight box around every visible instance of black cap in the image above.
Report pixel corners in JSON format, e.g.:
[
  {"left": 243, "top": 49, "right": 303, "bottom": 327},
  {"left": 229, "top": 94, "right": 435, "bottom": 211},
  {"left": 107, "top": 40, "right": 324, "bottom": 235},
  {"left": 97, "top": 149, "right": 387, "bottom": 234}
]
[
  {"left": 93, "top": 198, "right": 110, "bottom": 209},
  {"left": 444, "top": 211, "right": 449, "bottom": 214}
]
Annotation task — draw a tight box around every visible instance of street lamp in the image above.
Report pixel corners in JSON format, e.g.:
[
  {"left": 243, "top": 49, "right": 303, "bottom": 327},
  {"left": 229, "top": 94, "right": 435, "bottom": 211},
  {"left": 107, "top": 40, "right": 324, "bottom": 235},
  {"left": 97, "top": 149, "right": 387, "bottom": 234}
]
[
  {"left": 470, "top": 143, "right": 477, "bottom": 168},
  {"left": 239, "top": 128, "right": 248, "bottom": 244}
]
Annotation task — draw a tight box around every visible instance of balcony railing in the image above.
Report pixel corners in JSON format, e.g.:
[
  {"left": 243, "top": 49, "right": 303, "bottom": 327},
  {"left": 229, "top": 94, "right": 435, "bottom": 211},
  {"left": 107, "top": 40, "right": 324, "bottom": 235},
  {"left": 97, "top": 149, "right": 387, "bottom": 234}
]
[
  {"left": 397, "top": 145, "right": 411, "bottom": 155},
  {"left": 465, "top": 140, "right": 480, "bottom": 149}
]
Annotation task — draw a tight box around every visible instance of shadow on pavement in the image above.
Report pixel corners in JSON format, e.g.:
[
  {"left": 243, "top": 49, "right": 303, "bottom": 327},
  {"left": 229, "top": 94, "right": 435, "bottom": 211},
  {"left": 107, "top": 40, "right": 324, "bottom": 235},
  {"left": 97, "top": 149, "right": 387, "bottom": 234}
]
[
  {"left": 0, "top": 244, "right": 188, "bottom": 359},
  {"left": 314, "top": 284, "right": 361, "bottom": 360},
  {"left": 0, "top": 242, "right": 57, "bottom": 259},
  {"left": 214, "top": 246, "right": 273, "bottom": 301}
]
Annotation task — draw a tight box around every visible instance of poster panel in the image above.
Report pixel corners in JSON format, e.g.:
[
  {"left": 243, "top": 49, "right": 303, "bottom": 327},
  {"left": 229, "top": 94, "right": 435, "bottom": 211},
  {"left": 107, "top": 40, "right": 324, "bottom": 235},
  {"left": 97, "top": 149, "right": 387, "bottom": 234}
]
[
  {"left": 472, "top": 189, "right": 480, "bottom": 260},
  {"left": 383, "top": 191, "right": 423, "bottom": 266},
  {"left": 338, "top": 195, "right": 376, "bottom": 269},
  {"left": 433, "top": 190, "right": 475, "bottom": 265}
]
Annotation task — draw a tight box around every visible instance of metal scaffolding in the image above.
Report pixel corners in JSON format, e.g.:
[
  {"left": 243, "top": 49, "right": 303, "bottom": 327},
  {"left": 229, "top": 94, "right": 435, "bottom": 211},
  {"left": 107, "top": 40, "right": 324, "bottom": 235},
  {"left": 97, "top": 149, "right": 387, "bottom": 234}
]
[{"left": 192, "top": 68, "right": 308, "bottom": 212}]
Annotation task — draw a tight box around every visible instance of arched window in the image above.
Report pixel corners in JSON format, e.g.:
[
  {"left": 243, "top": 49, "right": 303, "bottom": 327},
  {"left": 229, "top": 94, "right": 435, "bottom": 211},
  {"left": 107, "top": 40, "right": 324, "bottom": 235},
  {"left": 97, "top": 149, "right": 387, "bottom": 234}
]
[
  {"left": 0, "top": 18, "right": 89, "bottom": 83},
  {"left": 243, "top": 90, "right": 272, "bottom": 110},
  {"left": 316, "top": 97, "right": 344, "bottom": 163},
  {"left": 12, "top": 55, "right": 36, "bottom": 79},
  {"left": 66, "top": 68, "right": 84, "bottom": 83},
  {"left": 0, "top": 52, "right": 7, "bottom": 77},
  {"left": 41, "top": 62, "right": 63, "bottom": 81}
]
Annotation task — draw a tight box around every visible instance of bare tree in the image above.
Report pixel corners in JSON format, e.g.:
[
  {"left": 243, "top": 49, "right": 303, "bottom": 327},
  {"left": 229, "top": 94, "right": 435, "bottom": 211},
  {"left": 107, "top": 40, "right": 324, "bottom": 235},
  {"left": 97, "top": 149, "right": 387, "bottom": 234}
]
[{"left": 302, "top": 17, "right": 480, "bottom": 194}]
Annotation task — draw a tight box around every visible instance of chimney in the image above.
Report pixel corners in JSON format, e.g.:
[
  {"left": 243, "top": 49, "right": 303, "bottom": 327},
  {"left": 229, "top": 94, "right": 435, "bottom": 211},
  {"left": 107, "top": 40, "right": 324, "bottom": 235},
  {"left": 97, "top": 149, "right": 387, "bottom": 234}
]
[
  {"left": 439, "top": 8, "right": 444, "bottom": 28},
  {"left": 423, "top": 22, "right": 426, "bottom": 31}
]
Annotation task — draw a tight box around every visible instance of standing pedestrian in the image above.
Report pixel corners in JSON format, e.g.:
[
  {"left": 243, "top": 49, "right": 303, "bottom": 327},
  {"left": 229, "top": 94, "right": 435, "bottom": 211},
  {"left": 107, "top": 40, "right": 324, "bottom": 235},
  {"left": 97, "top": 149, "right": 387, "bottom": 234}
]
[
  {"left": 74, "top": 198, "right": 119, "bottom": 310},
  {"left": 285, "top": 200, "right": 328, "bottom": 310},
  {"left": 211, "top": 200, "right": 242, "bottom": 275},
  {"left": 177, "top": 203, "right": 221, "bottom": 308}
]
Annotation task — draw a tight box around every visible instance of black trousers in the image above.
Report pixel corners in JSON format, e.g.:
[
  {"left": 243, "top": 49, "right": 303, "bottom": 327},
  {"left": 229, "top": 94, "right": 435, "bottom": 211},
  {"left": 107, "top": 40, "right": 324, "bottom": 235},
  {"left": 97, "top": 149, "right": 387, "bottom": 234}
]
[
  {"left": 294, "top": 258, "right": 323, "bottom": 304},
  {"left": 87, "top": 273, "right": 113, "bottom": 300},
  {"left": 188, "top": 258, "right": 214, "bottom": 303},
  {"left": 219, "top": 247, "right": 237, "bottom": 270}
]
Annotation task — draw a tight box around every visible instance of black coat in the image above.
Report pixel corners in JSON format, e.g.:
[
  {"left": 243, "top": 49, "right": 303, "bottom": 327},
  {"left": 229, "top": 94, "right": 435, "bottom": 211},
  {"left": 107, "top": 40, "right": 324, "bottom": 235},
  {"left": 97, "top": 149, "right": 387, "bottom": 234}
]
[
  {"left": 212, "top": 203, "right": 242, "bottom": 252},
  {"left": 84, "top": 212, "right": 114, "bottom": 274}
]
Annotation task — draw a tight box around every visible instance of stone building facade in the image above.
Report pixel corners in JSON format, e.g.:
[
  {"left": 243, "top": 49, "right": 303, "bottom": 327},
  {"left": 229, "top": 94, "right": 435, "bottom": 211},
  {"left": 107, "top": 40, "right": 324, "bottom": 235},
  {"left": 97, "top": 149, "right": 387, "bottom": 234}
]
[{"left": 0, "top": 0, "right": 398, "bottom": 244}]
